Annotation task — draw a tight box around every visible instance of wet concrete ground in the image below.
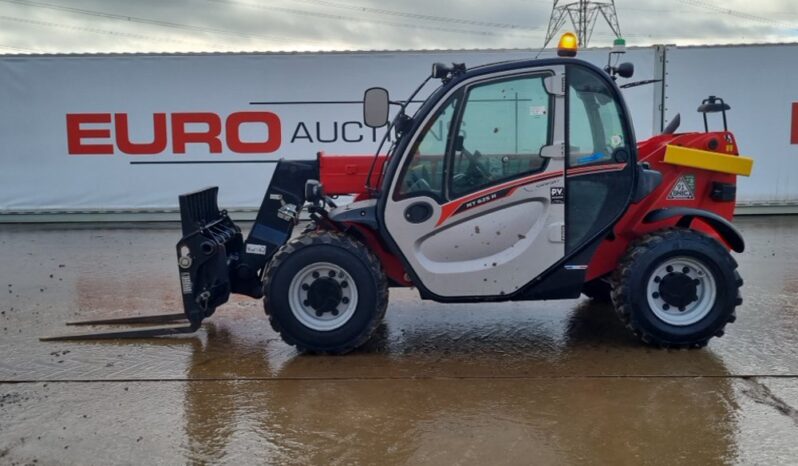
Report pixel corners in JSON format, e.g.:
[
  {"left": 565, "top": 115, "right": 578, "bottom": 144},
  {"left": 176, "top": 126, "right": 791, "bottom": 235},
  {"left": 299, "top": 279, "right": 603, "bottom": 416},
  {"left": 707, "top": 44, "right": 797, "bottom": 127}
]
[{"left": 1, "top": 216, "right": 798, "bottom": 465}]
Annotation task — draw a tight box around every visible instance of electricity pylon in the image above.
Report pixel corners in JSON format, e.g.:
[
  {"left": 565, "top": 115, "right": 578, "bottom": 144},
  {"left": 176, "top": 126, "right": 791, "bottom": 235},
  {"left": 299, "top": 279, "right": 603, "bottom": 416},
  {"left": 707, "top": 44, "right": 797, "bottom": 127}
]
[{"left": 543, "top": 0, "right": 621, "bottom": 48}]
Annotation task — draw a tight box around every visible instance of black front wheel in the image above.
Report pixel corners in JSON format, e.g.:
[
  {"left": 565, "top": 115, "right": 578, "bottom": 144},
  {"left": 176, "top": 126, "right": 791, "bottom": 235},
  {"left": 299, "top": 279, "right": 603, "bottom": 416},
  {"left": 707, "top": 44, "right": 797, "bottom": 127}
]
[
  {"left": 263, "top": 230, "right": 388, "bottom": 354},
  {"left": 611, "top": 228, "right": 742, "bottom": 348}
]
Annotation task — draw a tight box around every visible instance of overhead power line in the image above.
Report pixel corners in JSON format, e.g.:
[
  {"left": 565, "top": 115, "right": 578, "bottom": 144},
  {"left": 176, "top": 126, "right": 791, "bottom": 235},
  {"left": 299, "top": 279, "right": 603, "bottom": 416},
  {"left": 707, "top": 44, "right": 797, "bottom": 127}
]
[
  {"left": 288, "top": 0, "right": 543, "bottom": 31},
  {"left": 204, "top": 0, "right": 540, "bottom": 38},
  {"left": 0, "top": 15, "right": 224, "bottom": 48},
  {"left": 677, "top": 0, "right": 787, "bottom": 27},
  {"left": 0, "top": 0, "right": 321, "bottom": 44}
]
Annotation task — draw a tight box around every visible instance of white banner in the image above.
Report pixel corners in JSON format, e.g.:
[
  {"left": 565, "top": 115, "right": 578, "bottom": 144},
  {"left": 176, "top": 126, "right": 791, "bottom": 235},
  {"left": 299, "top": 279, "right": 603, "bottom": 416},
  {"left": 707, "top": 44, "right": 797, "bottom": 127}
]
[
  {"left": 664, "top": 44, "right": 798, "bottom": 204},
  {"left": 0, "top": 48, "right": 658, "bottom": 213}
]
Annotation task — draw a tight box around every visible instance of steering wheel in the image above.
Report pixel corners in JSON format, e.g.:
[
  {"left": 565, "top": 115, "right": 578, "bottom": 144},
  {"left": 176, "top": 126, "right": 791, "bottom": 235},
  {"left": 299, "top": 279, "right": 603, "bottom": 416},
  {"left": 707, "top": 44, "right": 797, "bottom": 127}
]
[
  {"left": 461, "top": 147, "right": 492, "bottom": 181},
  {"left": 406, "top": 172, "right": 432, "bottom": 193}
]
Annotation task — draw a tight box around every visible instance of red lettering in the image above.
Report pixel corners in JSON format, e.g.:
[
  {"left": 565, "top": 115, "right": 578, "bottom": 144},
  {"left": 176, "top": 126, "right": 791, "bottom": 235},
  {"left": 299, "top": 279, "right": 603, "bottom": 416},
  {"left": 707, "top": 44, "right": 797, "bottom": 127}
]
[
  {"left": 66, "top": 111, "right": 286, "bottom": 156},
  {"left": 66, "top": 113, "right": 113, "bottom": 155},
  {"left": 226, "top": 112, "right": 282, "bottom": 153},
  {"left": 171, "top": 112, "right": 222, "bottom": 154},
  {"left": 792, "top": 103, "right": 798, "bottom": 145},
  {"left": 115, "top": 113, "right": 168, "bottom": 155}
]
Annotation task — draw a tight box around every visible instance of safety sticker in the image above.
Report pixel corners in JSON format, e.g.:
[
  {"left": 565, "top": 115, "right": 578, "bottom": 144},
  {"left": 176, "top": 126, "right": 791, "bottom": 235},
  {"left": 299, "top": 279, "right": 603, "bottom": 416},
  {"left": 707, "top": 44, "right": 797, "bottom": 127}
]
[
  {"left": 246, "top": 243, "right": 267, "bottom": 255},
  {"left": 667, "top": 174, "right": 696, "bottom": 200},
  {"left": 550, "top": 186, "right": 565, "bottom": 204}
]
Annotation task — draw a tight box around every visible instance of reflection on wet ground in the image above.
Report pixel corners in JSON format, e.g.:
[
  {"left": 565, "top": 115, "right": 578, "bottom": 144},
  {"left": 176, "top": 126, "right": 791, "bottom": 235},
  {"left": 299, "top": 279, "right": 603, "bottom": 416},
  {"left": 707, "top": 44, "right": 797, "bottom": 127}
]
[{"left": 1, "top": 216, "right": 798, "bottom": 464}]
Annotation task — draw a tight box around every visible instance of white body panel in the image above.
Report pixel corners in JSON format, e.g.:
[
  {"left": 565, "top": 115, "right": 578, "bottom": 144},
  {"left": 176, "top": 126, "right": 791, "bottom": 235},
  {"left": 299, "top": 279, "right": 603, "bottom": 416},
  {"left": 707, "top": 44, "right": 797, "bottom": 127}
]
[
  {"left": 386, "top": 174, "right": 566, "bottom": 297},
  {"left": 383, "top": 66, "right": 567, "bottom": 298}
]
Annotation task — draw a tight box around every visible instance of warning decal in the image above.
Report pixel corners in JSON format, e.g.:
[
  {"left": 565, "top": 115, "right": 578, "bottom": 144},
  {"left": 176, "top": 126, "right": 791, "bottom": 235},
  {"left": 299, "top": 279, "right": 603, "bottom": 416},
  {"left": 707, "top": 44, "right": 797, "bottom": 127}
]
[{"left": 668, "top": 174, "right": 696, "bottom": 200}]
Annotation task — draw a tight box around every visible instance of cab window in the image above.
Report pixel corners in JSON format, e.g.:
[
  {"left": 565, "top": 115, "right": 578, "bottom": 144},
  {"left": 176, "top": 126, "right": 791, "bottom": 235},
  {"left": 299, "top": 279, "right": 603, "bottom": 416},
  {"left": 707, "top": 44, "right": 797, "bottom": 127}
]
[
  {"left": 568, "top": 66, "right": 628, "bottom": 167},
  {"left": 396, "top": 95, "right": 459, "bottom": 200},
  {"left": 449, "top": 74, "right": 552, "bottom": 198}
]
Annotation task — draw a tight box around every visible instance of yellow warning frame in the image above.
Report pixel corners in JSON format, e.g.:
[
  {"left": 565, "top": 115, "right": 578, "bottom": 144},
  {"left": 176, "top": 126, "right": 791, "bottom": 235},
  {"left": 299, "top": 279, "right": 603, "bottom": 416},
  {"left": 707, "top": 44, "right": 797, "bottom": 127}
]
[{"left": 663, "top": 145, "right": 753, "bottom": 177}]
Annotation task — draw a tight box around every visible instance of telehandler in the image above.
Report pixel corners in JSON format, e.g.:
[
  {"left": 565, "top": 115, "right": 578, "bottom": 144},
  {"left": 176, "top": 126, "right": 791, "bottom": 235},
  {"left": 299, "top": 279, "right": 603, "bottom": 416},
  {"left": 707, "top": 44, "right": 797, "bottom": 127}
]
[{"left": 46, "top": 34, "right": 753, "bottom": 353}]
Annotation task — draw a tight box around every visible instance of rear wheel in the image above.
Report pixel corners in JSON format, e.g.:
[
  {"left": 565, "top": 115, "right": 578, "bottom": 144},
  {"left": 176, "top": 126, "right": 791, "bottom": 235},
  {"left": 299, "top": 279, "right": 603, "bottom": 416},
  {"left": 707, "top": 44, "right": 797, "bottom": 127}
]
[
  {"left": 263, "top": 230, "right": 388, "bottom": 354},
  {"left": 611, "top": 228, "right": 742, "bottom": 348}
]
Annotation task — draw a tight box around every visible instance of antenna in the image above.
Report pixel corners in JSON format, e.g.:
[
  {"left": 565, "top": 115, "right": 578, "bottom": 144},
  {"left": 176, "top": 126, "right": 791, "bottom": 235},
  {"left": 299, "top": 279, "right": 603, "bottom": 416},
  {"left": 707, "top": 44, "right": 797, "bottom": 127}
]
[{"left": 543, "top": 0, "right": 621, "bottom": 49}]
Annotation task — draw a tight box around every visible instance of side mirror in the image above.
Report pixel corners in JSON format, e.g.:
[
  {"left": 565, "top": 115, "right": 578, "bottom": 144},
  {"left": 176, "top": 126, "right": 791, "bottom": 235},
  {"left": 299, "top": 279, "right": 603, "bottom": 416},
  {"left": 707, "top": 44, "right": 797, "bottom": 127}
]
[
  {"left": 617, "top": 62, "right": 634, "bottom": 78},
  {"left": 363, "top": 87, "right": 389, "bottom": 128}
]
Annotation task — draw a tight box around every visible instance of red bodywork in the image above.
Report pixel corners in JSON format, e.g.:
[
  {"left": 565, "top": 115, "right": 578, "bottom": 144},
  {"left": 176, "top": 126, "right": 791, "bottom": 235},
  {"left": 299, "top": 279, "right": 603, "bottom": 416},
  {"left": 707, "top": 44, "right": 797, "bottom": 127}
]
[
  {"left": 584, "top": 131, "right": 739, "bottom": 281},
  {"left": 316, "top": 131, "right": 741, "bottom": 288},
  {"left": 318, "top": 152, "right": 387, "bottom": 196},
  {"left": 318, "top": 152, "right": 406, "bottom": 284}
]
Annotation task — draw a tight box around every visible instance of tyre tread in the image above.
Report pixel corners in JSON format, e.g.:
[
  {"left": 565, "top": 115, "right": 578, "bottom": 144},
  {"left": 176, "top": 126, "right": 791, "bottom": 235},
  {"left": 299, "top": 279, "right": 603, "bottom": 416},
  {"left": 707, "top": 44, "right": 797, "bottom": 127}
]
[
  {"left": 610, "top": 228, "right": 741, "bottom": 349},
  {"left": 262, "top": 229, "right": 389, "bottom": 354}
]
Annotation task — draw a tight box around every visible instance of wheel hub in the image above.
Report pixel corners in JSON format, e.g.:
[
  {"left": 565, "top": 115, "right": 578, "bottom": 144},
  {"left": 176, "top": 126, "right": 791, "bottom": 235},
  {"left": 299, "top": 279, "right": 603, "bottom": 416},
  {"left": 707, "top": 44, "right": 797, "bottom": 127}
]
[
  {"left": 307, "top": 277, "right": 343, "bottom": 314},
  {"left": 646, "top": 256, "right": 717, "bottom": 327},
  {"left": 288, "top": 262, "right": 359, "bottom": 332},
  {"left": 658, "top": 272, "right": 698, "bottom": 308}
]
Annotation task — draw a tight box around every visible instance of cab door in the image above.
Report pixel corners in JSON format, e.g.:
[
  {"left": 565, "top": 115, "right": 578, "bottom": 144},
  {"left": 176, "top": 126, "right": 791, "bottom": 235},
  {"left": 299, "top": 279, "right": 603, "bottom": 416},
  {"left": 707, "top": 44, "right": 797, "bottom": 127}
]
[
  {"left": 564, "top": 65, "right": 637, "bottom": 253},
  {"left": 383, "top": 66, "right": 567, "bottom": 298}
]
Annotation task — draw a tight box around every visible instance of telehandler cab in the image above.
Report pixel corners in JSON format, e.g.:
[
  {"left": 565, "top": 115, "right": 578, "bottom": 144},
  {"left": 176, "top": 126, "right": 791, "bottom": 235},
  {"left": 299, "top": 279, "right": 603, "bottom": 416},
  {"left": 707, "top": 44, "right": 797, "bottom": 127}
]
[{"left": 45, "top": 34, "right": 754, "bottom": 353}]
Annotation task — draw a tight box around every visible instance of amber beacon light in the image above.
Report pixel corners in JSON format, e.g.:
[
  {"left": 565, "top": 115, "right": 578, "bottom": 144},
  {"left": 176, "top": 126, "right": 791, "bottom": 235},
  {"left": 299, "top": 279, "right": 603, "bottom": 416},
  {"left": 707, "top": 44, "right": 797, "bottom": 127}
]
[{"left": 557, "top": 32, "right": 578, "bottom": 57}]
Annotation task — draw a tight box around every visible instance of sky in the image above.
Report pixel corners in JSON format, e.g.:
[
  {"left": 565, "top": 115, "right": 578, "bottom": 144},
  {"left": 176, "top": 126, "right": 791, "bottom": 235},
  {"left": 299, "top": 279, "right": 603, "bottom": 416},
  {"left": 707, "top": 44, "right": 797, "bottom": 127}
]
[{"left": 0, "top": 0, "right": 797, "bottom": 54}]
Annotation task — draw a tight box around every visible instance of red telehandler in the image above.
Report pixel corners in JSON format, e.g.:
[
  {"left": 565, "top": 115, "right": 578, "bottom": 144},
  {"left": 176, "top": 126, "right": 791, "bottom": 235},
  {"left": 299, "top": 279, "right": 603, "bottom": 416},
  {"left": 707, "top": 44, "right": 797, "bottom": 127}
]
[{"left": 45, "top": 34, "right": 753, "bottom": 353}]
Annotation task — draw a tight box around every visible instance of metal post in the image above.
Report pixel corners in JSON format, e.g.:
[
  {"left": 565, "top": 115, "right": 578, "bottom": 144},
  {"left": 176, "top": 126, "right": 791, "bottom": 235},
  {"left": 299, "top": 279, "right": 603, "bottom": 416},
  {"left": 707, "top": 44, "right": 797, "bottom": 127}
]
[{"left": 652, "top": 45, "right": 668, "bottom": 135}]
